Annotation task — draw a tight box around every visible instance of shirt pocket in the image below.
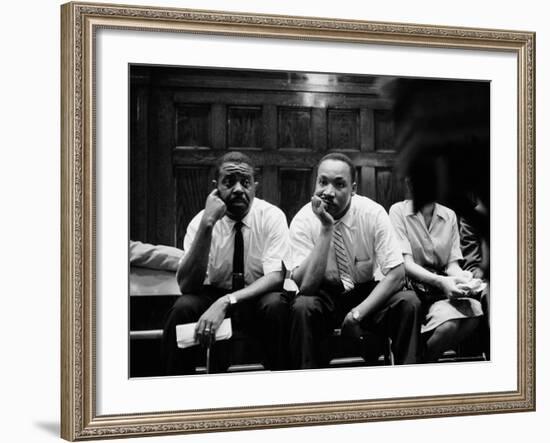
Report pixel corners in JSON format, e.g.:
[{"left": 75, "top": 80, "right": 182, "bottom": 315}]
[
  {"left": 353, "top": 239, "right": 371, "bottom": 265},
  {"left": 354, "top": 257, "right": 373, "bottom": 282}
]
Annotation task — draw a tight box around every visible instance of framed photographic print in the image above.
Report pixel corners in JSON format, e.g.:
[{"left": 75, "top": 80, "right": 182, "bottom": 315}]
[{"left": 61, "top": 1, "right": 535, "bottom": 440}]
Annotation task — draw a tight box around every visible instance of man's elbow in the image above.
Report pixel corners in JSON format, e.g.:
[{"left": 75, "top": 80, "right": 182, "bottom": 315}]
[
  {"left": 271, "top": 269, "right": 285, "bottom": 289},
  {"left": 298, "top": 278, "right": 320, "bottom": 296},
  {"left": 176, "top": 272, "right": 198, "bottom": 294},
  {"left": 388, "top": 264, "right": 406, "bottom": 290},
  {"left": 177, "top": 277, "right": 192, "bottom": 294},
  {"left": 298, "top": 283, "right": 313, "bottom": 296}
]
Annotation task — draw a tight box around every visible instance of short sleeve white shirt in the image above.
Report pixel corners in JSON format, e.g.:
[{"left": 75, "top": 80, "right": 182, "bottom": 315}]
[
  {"left": 289, "top": 194, "right": 404, "bottom": 284},
  {"left": 183, "top": 198, "right": 290, "bottom": 290}
]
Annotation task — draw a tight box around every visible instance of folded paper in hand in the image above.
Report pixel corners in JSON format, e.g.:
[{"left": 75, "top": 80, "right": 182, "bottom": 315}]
[
  {"left": 458, "top": 278, "right": 488, "bottom": 294},
  {"left": 176, "top": 318, "right": 233, "bottom": 349}
]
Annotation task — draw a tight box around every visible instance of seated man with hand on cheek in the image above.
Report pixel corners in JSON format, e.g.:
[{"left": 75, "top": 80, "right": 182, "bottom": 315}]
[
  {"left": 162, "top": 152, "right": 290, "bottom": 375},
  {"left": 288, "top": 153, "right": 422, "bottom": 369}
]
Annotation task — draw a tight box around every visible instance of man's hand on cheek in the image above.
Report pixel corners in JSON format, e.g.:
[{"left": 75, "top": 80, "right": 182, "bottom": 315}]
[
  {"left": 312, "top": 195, "right": 334, "bottom": 227},
  {"left": 203, "top": 189, "right": 227, "bottom": 226}
]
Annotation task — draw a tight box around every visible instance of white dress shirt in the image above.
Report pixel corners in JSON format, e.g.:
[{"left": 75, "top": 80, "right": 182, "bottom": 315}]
[
  {"left": 289, "top": 194, "right": 404, "bottom": 285},
  {"left": 182, "top": 197, "right": 290, "bottom": 290}
]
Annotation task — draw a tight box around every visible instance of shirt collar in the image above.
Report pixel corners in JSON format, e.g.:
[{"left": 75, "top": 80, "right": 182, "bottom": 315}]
[
  {"left": 335, "top": 195, "right": 356, "bottom": 229},
  {"left": 433, "top": 203, "right": 448, "bottom": 221},
  {"left": 223, "top": 199, "right": 255, "bottom": 229},
  {"left": 405, "top": 200, "right": 448, "bottom": 221}
]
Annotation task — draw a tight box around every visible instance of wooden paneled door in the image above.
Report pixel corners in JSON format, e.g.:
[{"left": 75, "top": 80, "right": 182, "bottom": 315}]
[{"left": 130, "top": 66, "right": 405, "bottom": 248}]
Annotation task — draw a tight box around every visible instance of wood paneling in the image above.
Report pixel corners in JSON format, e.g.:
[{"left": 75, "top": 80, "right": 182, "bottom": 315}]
[
  {"left": 360, "top": 108, "right": 375, "bottom": 152},
  {"left": 260, "top": 166, "right": 278, "bottom": 205},
  {"left": 175, "top": 104, "right": 211, "bottom": 148},
  {"left": 227, "top": 106, "right": 263, "bottom": 149},
  {"left": 148, "top": 88, "right": 177, "bottom": 246},
  {"left": 173, "top": 149, "right": 397, "bottom": 169},
  {"left": 211, "top": 104, "right": 226, "bottom": 150},
  {"left": 148, "top": 67, "right": 380, "bottom": 95},
  {"left": 130, "top": 84, "right": 149, "bottom": 242},
  {"left": 328, "top": 109, "right": 360, "bottom": 151},
  {"left": 175, "top": 167, "right": 211, "bottom": 249},
  {"left": 374, "top": 109, "right": 395, "bottom": 152},
  {"left": 359, "top": 166, "right": 404, "bottom": 211},
  {"left": 130, "top": 66, "right": 406, "bottom": 246},
  {"left": 174, "top": 90, "right": 390, "bottom": 109},
  {"left": 278, "top": 107, "right": 312, "bottom": 149},
  {"left": 311, "top": 107, "right": 327, "bottom": 152},
  {"left": 262, "top": 104, "right": 277, "bottom": 150},
  {"left": 279, "top": 168, "right": 313, "bottom": 224},
  {"left": 360, "top": 166, "right": 376, "bottom": 201},
  {"left": 376, "top": 167, "right": 404, "bottom": 211}
]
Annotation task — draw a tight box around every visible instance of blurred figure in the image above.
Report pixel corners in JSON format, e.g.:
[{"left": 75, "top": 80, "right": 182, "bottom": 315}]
[
  {"left": 382, "top": 78, "right": 490, "bottom": 246},
  {"left": 460, "top": 198, "right": 490, "bottom": 280},
  {"left": 459, "top": 202, "right": 491, "bottom": 358}
]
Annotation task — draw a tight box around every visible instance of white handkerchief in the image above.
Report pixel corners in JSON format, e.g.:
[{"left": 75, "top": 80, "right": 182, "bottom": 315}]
[
  {"left": 176, "top": 318, "right": 233, "bottom": 349},
  {"left": 283, "top": 278, "right": 299, "bottom": 294}
]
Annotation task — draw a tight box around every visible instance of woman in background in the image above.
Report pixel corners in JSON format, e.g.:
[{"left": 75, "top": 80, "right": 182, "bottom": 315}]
[{"left": 389, "top": 197, "right": 485, "bottom": 362}]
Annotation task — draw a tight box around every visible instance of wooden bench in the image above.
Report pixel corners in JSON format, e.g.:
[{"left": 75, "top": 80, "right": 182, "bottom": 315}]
[{"left": 130, "top": 266, "right": 488, "bottom": 376}]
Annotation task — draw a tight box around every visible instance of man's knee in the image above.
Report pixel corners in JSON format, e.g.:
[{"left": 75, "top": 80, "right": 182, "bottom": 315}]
[
  {"left": 258, "top": 291, "right": 288, "bottom": 313},
  {"left": 167, "top": 293, "right": 203, "bottom": 324},
  {"left": 290, "top": 295, "right": 322, "bottom": 320},
  {"left": 393, "top": 290, "right": 422, "bottom": 315},
  {"left": 255, "top": 292, "right": 289, "bottom": 329}
]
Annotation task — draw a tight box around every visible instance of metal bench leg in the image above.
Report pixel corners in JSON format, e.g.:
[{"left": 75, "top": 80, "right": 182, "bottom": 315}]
[
  {"left": 384, "top": 337, "right": 395, "bottom": 366},
  {"left": 206, "top": 344, "right": 212, "bottom": 374}
]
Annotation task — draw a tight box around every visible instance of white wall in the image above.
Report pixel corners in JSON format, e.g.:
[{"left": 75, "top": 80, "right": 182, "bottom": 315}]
[{"left": 0, "top": 0, "right": 546, "bottom": 441}]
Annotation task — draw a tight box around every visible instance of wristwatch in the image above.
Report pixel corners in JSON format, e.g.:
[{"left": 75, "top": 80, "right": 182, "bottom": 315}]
[
  {"left": 226, "top": 294, "right": 237, "bottom": 306},
  {"left": 351, "top": 309, "right": 361, "bottom": 322}
]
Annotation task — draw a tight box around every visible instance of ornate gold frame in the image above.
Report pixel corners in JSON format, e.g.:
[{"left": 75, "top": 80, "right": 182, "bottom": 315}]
[{"left": 61, "top": 1, "right": 536, "bottom": 440}]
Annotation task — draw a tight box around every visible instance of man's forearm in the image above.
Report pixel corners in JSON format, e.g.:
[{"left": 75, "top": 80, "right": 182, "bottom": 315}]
[
  {"left": 228, "top": 270, "right": 284, "bottom": 304},
  {"left": 176, "top": 219, "right": 214, "bottom": 292},
  {"left": 355, "top": 265, "right": 405, "bottom": 318},
  {"left": 293, "top": 226, "right": 333, "bottom": 295}
]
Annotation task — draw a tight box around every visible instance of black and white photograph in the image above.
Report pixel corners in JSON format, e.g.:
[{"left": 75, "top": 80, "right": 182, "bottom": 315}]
[
  {"left": 2, "top": 0, "right": 547, "bottom": 440},
  {"left": 129, "top": 65, "right": 491, "bottom": 378},
  {"left": 54, "top": 1, "right": 537, "bottom": 441}
]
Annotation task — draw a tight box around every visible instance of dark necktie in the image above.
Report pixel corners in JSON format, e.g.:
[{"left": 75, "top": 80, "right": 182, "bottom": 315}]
[{"left": 232, "top": 221, "right": 244, "bottom": 291}]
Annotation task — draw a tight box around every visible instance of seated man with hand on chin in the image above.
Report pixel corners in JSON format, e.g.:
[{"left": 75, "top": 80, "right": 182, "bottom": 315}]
[
  {"left": 288, "top": 153, "right": 422, "bottom": 369},
  {"left": 162, "top": 151, "right": 290, "bottom": 375}
]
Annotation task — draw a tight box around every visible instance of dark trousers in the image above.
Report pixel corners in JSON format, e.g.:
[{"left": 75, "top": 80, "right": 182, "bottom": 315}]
[
  {"left": 162, "top": 286, "right": 290, "bottom": 375},
  {"left": 480, "top": 288, "right": 491, "bottom": 359},
  {"left": 289, "top": 281, "right": 422, "bottom": 369}
]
